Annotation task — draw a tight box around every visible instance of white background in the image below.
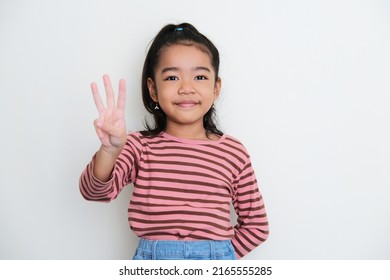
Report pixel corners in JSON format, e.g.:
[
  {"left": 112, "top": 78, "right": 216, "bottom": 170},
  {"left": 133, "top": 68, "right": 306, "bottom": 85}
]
[{"left": 0, "top": 0, "right": 389, "bottom": 259}]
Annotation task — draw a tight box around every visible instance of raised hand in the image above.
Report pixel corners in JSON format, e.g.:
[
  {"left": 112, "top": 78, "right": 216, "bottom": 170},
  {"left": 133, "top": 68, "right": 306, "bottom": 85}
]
[{"left": 91, "top": 74, "right": 127, "bottom": 153}]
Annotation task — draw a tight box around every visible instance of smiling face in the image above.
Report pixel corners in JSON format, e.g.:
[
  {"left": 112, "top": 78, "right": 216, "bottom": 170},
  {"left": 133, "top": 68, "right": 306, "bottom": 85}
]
[{"left": 147, "top": 44, "right": 221, "bottom": 139}]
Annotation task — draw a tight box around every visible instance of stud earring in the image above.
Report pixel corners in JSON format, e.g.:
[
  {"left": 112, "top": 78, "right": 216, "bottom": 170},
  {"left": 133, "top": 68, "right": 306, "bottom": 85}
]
[{"left": 154, "top": 103, "right": 159, "bottom": 110}]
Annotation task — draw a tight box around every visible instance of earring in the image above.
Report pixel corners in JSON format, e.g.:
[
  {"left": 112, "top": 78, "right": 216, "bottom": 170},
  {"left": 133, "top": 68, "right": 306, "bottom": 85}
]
[{"left": 154, "top": 103, "right": 159, "bottom": 110}]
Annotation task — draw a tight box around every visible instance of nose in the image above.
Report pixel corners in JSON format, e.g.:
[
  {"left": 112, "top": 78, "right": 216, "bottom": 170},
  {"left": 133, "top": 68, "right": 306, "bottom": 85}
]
[{"left": 178, "top": 79, "right": 196, "bottom": 95}]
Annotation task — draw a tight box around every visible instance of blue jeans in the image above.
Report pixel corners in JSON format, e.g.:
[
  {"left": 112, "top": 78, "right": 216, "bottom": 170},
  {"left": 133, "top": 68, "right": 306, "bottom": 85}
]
[{"left": 132, "top": 239, "right": 236, "bottom": 260}]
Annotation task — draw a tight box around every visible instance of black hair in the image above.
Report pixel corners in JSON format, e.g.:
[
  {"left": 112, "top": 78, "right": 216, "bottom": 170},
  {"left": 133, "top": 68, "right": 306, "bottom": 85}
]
[{"left": 140, "top": 22, "right": 223, "bottom": 137}]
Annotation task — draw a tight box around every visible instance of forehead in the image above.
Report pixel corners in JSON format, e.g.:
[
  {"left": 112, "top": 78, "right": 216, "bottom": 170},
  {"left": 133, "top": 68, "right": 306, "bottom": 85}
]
[{"left": 156, "top": 44, "right": 213, "bottom": 71}]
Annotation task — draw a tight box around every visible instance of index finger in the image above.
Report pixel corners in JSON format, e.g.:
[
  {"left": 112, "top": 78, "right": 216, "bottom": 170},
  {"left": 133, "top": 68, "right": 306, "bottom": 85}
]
[{"left": 117, "top": 79, "right": 126, "bottom": 111}]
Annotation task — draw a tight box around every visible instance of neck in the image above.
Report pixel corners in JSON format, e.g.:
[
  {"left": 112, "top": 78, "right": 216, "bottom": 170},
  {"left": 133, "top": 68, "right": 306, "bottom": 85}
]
[{"left": 165, "top": 122, "right": 208, "bottom": 140}]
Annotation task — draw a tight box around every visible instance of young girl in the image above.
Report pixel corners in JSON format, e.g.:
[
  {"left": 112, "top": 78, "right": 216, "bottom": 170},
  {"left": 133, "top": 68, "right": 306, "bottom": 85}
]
[{"left": 79, "top": 23, "right": 269, "bottom": 260}]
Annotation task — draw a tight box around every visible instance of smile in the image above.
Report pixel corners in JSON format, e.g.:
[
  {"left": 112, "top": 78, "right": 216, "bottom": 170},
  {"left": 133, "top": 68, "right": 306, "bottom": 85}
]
[{"left": 175, "top": 101, "right": 199, "bottom": 109}]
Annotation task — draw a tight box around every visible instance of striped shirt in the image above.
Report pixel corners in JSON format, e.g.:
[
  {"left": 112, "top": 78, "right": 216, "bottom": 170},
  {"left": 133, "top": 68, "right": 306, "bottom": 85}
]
[{"left": 79, "top": 131, "right": 269, "bottom": 258}]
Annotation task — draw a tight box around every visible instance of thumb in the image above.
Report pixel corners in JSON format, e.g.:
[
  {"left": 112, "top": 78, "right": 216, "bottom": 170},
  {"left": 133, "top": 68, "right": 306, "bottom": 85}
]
[
  {"left": 93, "top": 118, "right": 113, "bottom": 135},
  {"left": 100, "top": 121, "right": 125, "bottom": 138},
  {"left": 93, "top": 119, "right": 105, "bottom": 139}
]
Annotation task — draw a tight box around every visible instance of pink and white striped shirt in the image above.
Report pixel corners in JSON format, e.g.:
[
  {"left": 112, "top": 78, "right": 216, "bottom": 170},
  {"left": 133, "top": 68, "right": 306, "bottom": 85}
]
[{"left": 79, "top": 131, "right": 269, "bottom": 258}]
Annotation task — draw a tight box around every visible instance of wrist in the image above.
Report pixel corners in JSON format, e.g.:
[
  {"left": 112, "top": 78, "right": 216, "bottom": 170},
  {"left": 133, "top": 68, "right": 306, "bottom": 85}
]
[
  {"left": 99, "top": 144, "right": 124, "bottom": 158},
  {"left": 93, "top": 145, "right": 123, "bottom": 182}
]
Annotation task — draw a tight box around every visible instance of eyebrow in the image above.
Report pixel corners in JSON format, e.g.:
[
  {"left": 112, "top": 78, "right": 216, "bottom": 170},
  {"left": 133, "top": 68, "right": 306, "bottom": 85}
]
[{"left": 161, "top": 66, "right": 211, "bottom": 73}]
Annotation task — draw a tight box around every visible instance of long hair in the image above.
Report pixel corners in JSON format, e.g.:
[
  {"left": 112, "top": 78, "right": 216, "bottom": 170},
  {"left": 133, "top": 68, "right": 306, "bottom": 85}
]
[{"left": 140, "top": 23, "right": 223, "bottom": 137}]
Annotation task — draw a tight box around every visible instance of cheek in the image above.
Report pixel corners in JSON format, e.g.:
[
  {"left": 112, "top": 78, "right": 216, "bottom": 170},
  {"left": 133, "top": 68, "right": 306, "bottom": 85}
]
[
  {"left": 157, "top": 83, "right": 180, "bottom": 98},
  {"left": 155, "top": 81, "right": 173, "bottom": 94},
  {"left": 155, "top": 90, "right": 173, "bottom": 105}
]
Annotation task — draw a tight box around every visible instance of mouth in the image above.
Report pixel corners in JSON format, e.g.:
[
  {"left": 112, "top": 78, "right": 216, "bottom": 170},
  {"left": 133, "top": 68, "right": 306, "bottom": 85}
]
[{"left": 175, "top": 100, "right": 199, "bottom": 109}]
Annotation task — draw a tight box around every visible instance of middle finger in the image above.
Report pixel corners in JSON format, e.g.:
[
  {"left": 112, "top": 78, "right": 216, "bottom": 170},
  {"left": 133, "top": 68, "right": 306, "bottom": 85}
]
[{"left": 103, "top": 74, "right": 115, "bottom": 109}]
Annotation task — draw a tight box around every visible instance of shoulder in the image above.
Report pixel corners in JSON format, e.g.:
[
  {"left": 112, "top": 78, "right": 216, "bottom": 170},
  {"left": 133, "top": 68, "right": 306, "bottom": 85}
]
[
  {"left": 123, "top": 131, "right": 161, "bottom": 157},
  {"left": 126, "top": 131, "right": 165, "bottom": 146},
  {"left": 126, "top": 131, "right": 143, "bottom": 145},
  {"left": 220, "top": 134, "right": 251, "bottom": 158}
]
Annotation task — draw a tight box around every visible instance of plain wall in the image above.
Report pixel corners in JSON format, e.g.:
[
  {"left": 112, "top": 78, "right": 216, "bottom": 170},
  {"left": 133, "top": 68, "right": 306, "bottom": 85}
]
[{"left": 1, "top": 0, "right": 389, "bottom": 259}]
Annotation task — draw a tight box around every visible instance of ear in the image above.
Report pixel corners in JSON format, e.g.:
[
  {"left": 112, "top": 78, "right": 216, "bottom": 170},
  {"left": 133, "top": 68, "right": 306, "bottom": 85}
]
[
  {"left": 147, "top": 78, "right": 158, "bottom": 102},
  {"left": 213, "top": 77, "right": 221, "bottom": 101}
]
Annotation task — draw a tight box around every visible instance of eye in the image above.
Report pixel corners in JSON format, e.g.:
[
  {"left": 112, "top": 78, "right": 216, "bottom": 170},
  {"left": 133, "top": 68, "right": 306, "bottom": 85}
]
[
  {"left": 195, "top": 75, "right": 207, "bottom": 80},
  {"left": 165, "top": 76, "right": 178, "bottom": 81}
]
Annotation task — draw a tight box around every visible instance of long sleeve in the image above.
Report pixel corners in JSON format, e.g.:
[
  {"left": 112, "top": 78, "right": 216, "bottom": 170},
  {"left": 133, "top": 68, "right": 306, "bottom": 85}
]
[
  {"left": 231, "top": 159, "right": 269, "bottom": 259},
  {"left": 79, "top": 132, "right": 269, "bottom": 255},
  {"left": 79, "top": 133, "right": 143, "bottom": 202}
]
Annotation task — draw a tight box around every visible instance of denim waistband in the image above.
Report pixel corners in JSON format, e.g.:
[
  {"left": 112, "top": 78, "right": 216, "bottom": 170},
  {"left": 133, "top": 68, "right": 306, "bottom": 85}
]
[{"left": 133, "top": 239, "right": 236, "bottom": 260}]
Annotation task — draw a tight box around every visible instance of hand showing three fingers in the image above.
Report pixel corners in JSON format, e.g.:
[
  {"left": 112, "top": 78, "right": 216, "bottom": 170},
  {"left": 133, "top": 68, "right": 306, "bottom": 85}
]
[{"left": 91, "top": 74, "right": 127, "bottom": 154}]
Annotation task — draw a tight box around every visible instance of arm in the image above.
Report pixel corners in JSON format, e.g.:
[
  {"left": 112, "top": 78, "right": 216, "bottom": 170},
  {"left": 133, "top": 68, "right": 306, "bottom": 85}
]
[
  {"left": 91, "top": 75, "right": 127, "bottom": 181},
  {"left": 79, "top": 75, "right": 129, "bottom": 202},
  {"left": 231, "top": 160, "right": 269, "bottom": 259},
  {"left": 79, "top": 134, "right": 141, "bottom": 202}
]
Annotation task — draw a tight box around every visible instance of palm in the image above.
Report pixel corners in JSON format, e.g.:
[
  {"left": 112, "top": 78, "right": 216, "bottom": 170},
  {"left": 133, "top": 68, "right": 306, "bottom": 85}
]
[{"left": 91, "top": 75, "right": 127, "bottom": 150}]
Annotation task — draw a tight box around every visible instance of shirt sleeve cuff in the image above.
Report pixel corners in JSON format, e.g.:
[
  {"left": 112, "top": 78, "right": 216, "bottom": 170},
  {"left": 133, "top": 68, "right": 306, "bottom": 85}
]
[{"left": 88, "top": 153, "right": 115, "bottom": 189}]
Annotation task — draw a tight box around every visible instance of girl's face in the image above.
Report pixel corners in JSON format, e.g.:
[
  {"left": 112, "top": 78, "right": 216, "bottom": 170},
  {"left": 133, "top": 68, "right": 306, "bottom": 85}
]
[{"left": 147, "top": 44, "right": 221, "bottom": 139}]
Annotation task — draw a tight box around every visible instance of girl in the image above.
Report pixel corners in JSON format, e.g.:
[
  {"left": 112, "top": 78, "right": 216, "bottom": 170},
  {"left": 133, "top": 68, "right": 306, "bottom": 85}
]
[{"left": 80, "top": 23, "right": 269, "bottom": 260}]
